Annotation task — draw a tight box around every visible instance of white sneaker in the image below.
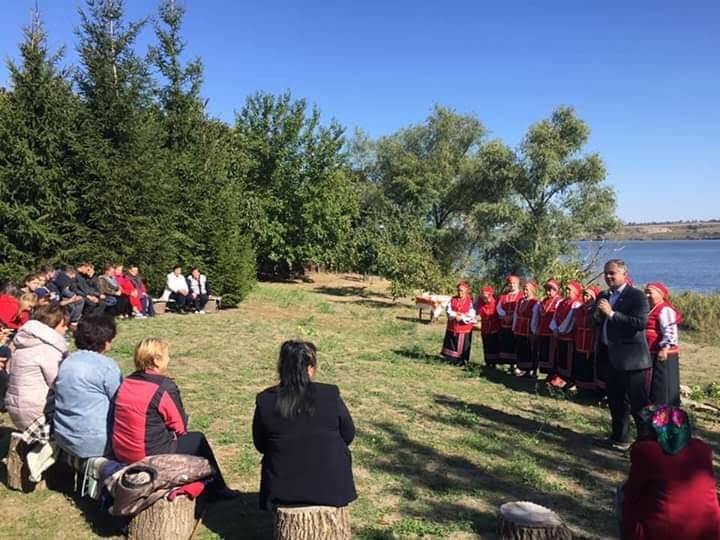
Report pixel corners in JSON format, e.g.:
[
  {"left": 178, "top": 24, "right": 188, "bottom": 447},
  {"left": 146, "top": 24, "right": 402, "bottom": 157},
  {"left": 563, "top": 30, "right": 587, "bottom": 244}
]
[
  {"left": 199, "top": 310, "right": 206, "bottom": 314},
  {"left": 133, "top": 313, "right": 146, "bottom": 319}
]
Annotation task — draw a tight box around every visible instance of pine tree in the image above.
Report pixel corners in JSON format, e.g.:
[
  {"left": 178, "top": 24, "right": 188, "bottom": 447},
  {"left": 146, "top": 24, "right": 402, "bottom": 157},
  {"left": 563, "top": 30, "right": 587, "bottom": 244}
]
[
  {"left": 148, "top": 0, "right": 256, "bottom": 299},
  {"left": 0, "top": 10, "right": 81, "bottom": 278},
  {"left": 73, "top": 0, "right": 174, "bottom": 290}
]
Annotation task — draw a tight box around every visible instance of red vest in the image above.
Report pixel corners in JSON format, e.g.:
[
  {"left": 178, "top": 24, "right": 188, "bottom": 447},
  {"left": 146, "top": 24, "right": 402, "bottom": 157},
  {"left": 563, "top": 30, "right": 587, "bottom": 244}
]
[
  {"left": 537, "top": 296, "right": 562, "bottom": 336},
  {"left": 553, "top": 298, "right": 581, "bottom": 341},
  {"left": 513, "top": 298, "right": 538, "bottom": 336},
  {"left": 574, "top": 304, "right": 596, "bottom": 353},
  {"left": 447, "top": 296, "right": 474, "bottom": 334},
  {"left": 476, "top": 297, "right": 500, "bottom": 335},
  {"left": 498, "top": 291, "right": 521, "bottom": 329},
  {"left": 646, "top": 301, "right": 682, "bottom": 353}
]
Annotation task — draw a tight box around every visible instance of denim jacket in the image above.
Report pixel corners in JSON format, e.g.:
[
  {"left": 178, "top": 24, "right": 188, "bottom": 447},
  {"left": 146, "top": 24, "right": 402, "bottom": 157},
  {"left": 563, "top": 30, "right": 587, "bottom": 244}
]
[{"left": 53, "top": 350, "right": 123, "bottom": 458}]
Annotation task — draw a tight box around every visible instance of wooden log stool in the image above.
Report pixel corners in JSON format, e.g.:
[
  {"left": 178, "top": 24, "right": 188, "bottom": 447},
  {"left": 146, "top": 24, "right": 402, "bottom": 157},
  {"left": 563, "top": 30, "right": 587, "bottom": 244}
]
[
  {"left": 6, "top": 432, "right": 46, "bottom": 493},
  {"left": 497, "top": 501, "right": 572, "bottom": 540},
  {"left": 127, "top": 495, "right": 198, "bottom": 540},
  {"left": 274, "top": 505, "right": 351, "bottom": 540}
]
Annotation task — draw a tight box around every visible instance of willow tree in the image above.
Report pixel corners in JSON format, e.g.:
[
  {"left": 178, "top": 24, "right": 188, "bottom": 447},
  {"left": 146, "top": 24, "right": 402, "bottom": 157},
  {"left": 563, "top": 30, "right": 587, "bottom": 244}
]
[{"left": 474, "top": 106, "right": 619, "bottom": 280}]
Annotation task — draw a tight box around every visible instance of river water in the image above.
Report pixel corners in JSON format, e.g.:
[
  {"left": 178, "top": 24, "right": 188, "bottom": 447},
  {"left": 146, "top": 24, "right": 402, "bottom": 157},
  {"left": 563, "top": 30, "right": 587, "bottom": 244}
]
[{"left": 576, "top": 240, "right": 720, "bottom": 293}]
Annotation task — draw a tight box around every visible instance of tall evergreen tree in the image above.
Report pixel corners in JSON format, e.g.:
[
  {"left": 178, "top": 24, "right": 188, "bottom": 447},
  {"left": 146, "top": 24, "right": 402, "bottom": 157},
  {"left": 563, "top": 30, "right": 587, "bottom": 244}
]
[
  {"left": 73, "top": 0, "right": 174, "bottom": 289},
  {"left": 0, "top": 11, "right": 81, "bottom": 278},
  {"left": 148, "top": 0, "right": 255, "bottom": 301}
]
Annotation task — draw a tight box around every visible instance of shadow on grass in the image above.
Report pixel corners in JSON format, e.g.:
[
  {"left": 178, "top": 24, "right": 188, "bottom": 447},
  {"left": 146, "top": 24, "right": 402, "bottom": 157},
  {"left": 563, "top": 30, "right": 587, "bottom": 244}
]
[
  {"left": 201, "top": 492, "right": 273, "bottom": 539},
  {"left": 392, "top": 348, "right": 443, "bottom": 365},
  {"left": 360, "top": 398, "right": 626, "bottom": 538},
  {"left": 395, "top": 315, "right": 433, "bottom": 325},
  {"left": 314, "top": 285, "right": 389, "bottom": 299}
]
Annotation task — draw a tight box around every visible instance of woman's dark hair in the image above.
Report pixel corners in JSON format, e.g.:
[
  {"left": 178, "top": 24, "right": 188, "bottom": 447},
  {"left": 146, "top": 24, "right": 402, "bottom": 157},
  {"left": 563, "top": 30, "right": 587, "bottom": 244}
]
[
  {"left": 74, "top": 315, "right": 117, "bottom": 352},
  {"left": 32, "top": 304, "right": 70, "bottom": 329},
  {"left": 275, "top": 340, "right": 318, "bottom": 419}
]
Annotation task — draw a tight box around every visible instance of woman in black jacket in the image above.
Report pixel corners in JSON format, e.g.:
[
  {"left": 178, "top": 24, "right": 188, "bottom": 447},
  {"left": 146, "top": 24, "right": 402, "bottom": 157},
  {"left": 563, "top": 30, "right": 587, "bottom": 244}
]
[{"left": 252, "top": 340, "right": 357, "bottom": 510}]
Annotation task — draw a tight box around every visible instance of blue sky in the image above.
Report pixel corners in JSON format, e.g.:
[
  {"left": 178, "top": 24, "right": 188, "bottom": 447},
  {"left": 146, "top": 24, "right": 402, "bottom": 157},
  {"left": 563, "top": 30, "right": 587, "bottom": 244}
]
[{"left": 1, "top": 0, "right": 718, "bottom": 222}]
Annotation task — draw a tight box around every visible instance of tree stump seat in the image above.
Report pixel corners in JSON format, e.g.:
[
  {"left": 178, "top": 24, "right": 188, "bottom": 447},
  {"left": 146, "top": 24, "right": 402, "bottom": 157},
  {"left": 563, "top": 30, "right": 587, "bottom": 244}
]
[
  {"left": 5, "top": 431, "right": 46, "bottom": 492},
  {"left": 497, "top": 501, "right": 572, "bottom": 540},
  {"left": 274, "top": 505, "right": 351, "bottom": 540},
  {"left": 127, "top": 494, "right": 198, "bottom": 540}
]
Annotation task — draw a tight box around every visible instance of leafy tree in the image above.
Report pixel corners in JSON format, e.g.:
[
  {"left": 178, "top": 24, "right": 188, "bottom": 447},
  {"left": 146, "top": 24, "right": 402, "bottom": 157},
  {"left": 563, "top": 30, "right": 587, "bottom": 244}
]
[
  {"left": 369, "top": 105, "right": 508, "bottom": 270},
  {"left": 474, "top": 106, "right": 619, "bottom": 280},
  {"left": 234, "top": 91, "right": 357, "bottom": 273},
  {"left": 0, "top": 12, "right": 81, "bottom": 278}
]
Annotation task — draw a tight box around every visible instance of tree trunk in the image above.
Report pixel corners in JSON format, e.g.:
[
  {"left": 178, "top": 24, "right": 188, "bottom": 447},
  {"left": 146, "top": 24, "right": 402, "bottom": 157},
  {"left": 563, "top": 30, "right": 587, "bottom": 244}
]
[
  {"left": 6, "top": 432, "right": 45, "bottom": 493},
  {"left": 497, "top": 501, "right": 572, "bottom": 540},
  {"left": 127, "top": 495, "right": 197, "bottom": 540},
  {"left": 274, "top": 505, "right": 351, "bottom": 540}
]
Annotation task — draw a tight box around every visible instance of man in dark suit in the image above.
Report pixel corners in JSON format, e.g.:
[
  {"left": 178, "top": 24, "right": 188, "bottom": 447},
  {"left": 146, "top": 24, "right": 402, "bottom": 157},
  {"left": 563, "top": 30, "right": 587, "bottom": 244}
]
[{"left": 594, "top": 259, "right": 651, "bottom": 450}]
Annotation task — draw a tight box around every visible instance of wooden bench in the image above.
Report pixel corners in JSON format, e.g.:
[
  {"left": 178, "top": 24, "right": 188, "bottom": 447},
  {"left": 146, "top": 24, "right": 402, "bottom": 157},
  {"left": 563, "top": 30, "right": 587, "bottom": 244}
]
[
  {"left": 5, "top": 431, "right": 46, "bottom": 492},
  {"left": 128, "top": 495, "right": 199, "bottom": 540},
  {"left": 497, "top": 501, "right": 571, "bottom": 540},
  {"left": 152, "top": 295, "right": 222, "bottom": 315},
  {"left": 274, "top": 505, "right": 351, "bottom": 539}
]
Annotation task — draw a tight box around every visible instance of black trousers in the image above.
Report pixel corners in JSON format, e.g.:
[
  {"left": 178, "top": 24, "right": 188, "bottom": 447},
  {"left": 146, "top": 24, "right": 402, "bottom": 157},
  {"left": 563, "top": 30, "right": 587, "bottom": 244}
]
[
  {"left": 170, "top": 292, "right": 192, "bottom": 312},
  {"left": 603, "top": 347, "right": 651, "bottom": 443},
  {"left": 174, "top": 431, "right": 227, "bottom": 488},
  {"left": 192, "top": 294, "right": 209, "bottom": 312},
  {"left": 82, "top": 298, "right": 106, "bottom": 317}
]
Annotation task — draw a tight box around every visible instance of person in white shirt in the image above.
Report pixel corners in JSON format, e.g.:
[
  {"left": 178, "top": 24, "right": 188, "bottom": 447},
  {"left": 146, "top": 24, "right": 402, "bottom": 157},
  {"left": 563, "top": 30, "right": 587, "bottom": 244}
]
[
  {"left": 165, "top": 266, "right": 191, "bottom": 313},
  {"left": 186, "top": 267, "right": 211, "bottom": 313}
]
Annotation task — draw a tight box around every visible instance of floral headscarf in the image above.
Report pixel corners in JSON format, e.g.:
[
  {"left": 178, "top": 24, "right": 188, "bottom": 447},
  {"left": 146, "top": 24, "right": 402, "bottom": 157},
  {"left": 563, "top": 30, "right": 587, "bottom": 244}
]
[{"left": 640, "top": 405, "right": 691, "bottom": 455}]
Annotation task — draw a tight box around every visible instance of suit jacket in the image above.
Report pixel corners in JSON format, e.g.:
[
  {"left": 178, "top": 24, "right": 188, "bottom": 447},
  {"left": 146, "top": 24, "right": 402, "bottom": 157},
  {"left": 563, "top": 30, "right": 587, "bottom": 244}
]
[
  {"left": 252, "top": 382, "right": 357, "bottom": 510},
  {"left": 594, "top": 285, "right": 651, "bottom": 371}
]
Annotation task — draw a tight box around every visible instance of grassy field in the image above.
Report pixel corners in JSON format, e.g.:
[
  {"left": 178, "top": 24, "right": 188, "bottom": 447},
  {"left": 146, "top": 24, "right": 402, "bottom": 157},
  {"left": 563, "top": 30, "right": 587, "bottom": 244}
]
[{"left": 1, "top": 273, "right": 719, "bottom": 539}]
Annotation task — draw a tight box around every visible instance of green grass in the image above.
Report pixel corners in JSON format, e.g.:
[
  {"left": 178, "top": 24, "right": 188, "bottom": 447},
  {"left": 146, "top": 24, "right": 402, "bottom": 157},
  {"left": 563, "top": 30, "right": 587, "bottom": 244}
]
[{"left": 1, "top": 273, "right": 719, "bottom": 539}]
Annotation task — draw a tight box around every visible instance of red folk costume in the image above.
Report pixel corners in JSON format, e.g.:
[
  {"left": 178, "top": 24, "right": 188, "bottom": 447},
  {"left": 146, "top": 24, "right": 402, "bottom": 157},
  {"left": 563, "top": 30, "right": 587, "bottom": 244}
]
[
  {"left": 496, "top": 276, "right": 522, "bottom": 363},
  {"left": 551, "top": 281, "right": 583, "bottom": 382},
  {"left": 441, "top": 283, "right": 476, "bottom": 365},
  {"left": 573, "top": 286, "right": 601, "bottom": 390},
  {"left": 513, "top": 281, "right": 539, "bottom": 371},
  {"left": 645, "top": 282, "right": 683, "bottom": 407},
  {"left": 475, "top": 286, "right": 500, "bottom": 365},
  {"left": 536, "top": 280, "right": 563, "bottom": 374}
]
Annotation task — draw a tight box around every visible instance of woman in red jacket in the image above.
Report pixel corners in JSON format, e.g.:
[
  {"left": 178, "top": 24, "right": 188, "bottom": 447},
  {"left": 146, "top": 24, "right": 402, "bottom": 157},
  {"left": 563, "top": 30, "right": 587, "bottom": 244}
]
[
  {"left": 112, "top": 338, "right": 238, "bottom": 499},
  {"left": 440, "top": 282, "right": 476, "bottom": 366},
  {"left": 620, "top": 405, "right": 720, "bottom": 539}
]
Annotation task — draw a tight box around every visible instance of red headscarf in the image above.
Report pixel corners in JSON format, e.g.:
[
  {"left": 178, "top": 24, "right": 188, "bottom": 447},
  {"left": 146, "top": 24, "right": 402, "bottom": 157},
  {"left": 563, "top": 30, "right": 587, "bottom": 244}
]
[
  {"left": 566, "top": 280, "right": 583, "bottom": 299},
  {"left": 544, "top": 279, "right": 560, "bottom": 292},
  {"left": 583, "top": 285, "right": 601, "bottom": 300},
  {"left": 646, "top": 282, "right": 669, "bottom": 299},
  {"left": 524, "top": 280, "right": 538, "bottom": 296},
  {"left": 481, "top": 285, "right": 494, "bottom": 297},
  {"left": 457, "top": 281, "right": 471, "bottom": 294}
]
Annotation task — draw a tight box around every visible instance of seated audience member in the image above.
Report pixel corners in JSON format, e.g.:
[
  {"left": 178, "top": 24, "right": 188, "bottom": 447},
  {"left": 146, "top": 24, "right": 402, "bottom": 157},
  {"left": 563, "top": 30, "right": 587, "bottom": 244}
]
[
  {"left": 0, "top": 327, "right": 13, "bottom": 410},
  {"left": 187, "top": 267, "right": 211, "bottom": 313},
  {"left": 252, "top": 341, "right": 357, "bottom": 510},
  {"left": 98, "top": 264, "right": 131, "bottom": 318},
  {"left": 114, "top": 264, "right": 145, "bottom": 318},
  {"left": 126, "top": 265, "right": 154, "bottom": 316},
  {"left": 0, "top": 282, "right": 34, "bottom": 331},
  {"left": 76, "top": 263, "right": 107, "bottom": 317},
  {"left": 36, "top": 266, "right": 57, "bottom": 301},
  {"left": 165, "top": 265, "right": 191, "bottom": 313},
  {"left": 48, "top": 266, "right": 84, "bottom": 324},
  {"left": 618, "top": 405, "right": 720, "bottom": 539},
  {"left": 53, "top": 316, "right": 122, "bottom": 458},
  {"left": 20, "top": 273, "right": 42, "bottom": 294},
  {"left": 112, "top": 338, "right": 237, "bottom": 498},
  {"left": 5, "top": 305, "right": 70, "bottom": 431}
]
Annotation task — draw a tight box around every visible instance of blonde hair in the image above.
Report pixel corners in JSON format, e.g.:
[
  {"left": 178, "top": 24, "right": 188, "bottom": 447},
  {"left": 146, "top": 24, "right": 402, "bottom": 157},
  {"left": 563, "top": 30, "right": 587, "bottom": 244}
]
[
  {"left": 19, "top": 292, "right": 38, "bottom": 311},
  {"left": 134, "top": 338, "right": 169, "bottom": 371}
]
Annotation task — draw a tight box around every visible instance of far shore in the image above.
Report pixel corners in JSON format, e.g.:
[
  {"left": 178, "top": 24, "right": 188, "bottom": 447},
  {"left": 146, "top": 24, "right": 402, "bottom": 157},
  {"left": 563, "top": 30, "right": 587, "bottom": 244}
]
[{"left": 579, "top": 220, "right": 720, "bottom": 241}]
